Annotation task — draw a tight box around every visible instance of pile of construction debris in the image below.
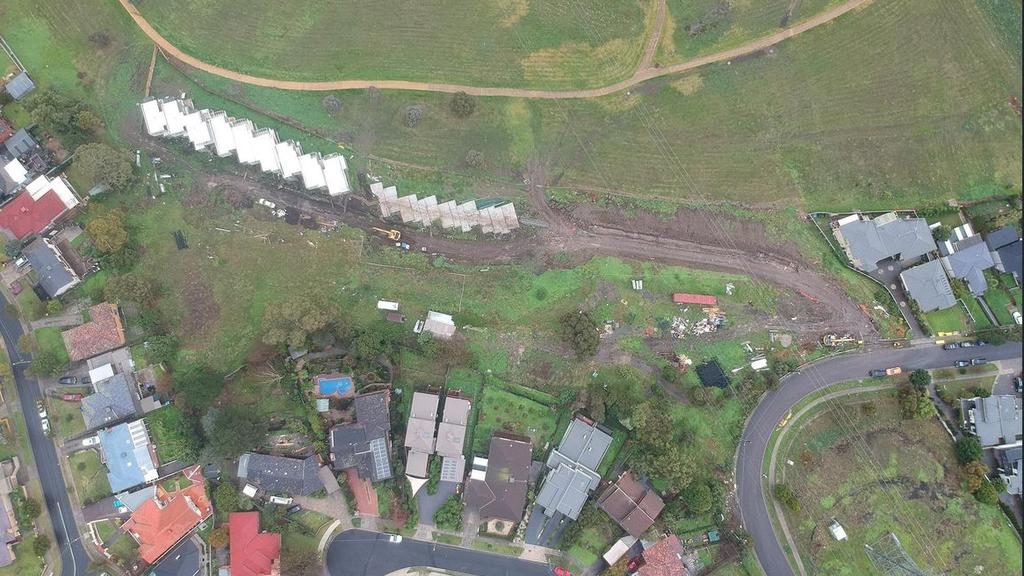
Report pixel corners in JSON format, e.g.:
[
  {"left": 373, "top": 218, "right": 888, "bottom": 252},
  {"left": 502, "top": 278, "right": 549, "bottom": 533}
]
[{"left": 669, "top": 308, "right": 727, "bottom": 339}]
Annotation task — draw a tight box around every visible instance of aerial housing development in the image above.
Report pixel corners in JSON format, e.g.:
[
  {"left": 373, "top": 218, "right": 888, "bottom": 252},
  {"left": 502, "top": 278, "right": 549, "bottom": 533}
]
[{"left": 0, "top": 1, "right": 1021, "bottom": 576}]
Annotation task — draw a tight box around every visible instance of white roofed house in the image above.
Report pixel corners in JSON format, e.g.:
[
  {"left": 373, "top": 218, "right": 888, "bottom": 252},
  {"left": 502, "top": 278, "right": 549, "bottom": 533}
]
[
  {"left": 207, "top": 112, "right": 236, "bottom": 157},
  {"left": 422, "top": 311, "right": 456, "bottom": 339},
  {"left": 322, "top": 154, "right": 351, "bottom": 196},
  {"left": 160, "top": 99, "right": 189, "bottom": 137},
  {"left": 231, "top": 120, "right": 258, "bottom": 165},
  {"left": 254, "top": 130, "right": 281, "bottom": 174},
  {"left": 276, "top": 141, "right": 302, "bottom": 178},
  {"left": 183, "top": 109, "right": 214, "bottom": 150},
  {"left": 299, "top": 153, "right": 327, "bottom": 190},
  {"left": 140, "top": 100, "right": 166, "bottom": 136}
]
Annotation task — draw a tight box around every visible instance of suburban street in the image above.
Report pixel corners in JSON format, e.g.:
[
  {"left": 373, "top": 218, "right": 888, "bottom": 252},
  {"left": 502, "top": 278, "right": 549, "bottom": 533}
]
[
  {"left": 326, "top": 529, "right": 553, "bottom": 576},
  {"left": 736, "top": 341, "right": 1023, "bottom": 576},
  {"left": 0, "top": 294, "right": 91, "bottom": 576}
]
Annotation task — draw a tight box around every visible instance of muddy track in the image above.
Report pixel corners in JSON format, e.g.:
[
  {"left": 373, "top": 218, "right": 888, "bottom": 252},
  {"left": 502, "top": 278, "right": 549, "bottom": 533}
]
[
  {"left": 198, "top": 169, "right": 877, "bottom": 340},
  {"left": 117, "top": 0, "right": 871, "bottom": 98}
]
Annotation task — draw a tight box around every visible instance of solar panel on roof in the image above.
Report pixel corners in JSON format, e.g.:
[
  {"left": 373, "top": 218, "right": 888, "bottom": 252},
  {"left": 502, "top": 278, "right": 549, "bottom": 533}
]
[{"left": 369, "top": 437, "right": 390, "bottom": 480}]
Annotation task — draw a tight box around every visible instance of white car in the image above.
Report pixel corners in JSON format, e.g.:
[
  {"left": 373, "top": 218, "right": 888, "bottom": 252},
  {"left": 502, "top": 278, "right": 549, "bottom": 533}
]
[
  {"left": 40, "top": 418, "right": 50, "bottom": 436},
  {"left": 1013, "top": 311, "right": 1022, "bottom": 325},
  {"left": 36, "top": 401, "right": 47, "bottom": 420},
  {"left": 81, "top": 436, "right": 100, "bottom": 447},
  {"left": 387, "top": 534, "right": 403, "bottom": 543}
]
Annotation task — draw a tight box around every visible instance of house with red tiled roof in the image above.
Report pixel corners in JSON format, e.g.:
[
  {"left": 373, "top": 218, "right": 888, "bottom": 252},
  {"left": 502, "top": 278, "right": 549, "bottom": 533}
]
[
  {"left": 229, "top": 512, "right": 281, "bottom": 576},
  {"left": 0, "top": 173, "right": 80, "bottom": 240},
  {"left": 121, "top": 465, "right": 212, "bottom": 565},
  {"left": 629, "top": 535, "right": 688, "bottom": 576},
  {"left": 61, "top": 303, "right": 126, "bottom": 362}
]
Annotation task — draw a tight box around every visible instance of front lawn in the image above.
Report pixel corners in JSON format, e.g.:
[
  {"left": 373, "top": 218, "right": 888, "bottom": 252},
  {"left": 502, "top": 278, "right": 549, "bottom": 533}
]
[
  {"left": 963, "top": 298, "right": 993, "bottom": 329},
  {"left": 924, "top": 306, "right": 968, "bottom": 335},
  {"left": 47, "top": 395, "right": 87, "bottom": 439},
  {"left": 145, "top": 405, "right": 200, "bottom": 463},
  {"left": 34, "top": 326, "right": 70, "bottom": 366},
  {"left": 68, "top": 450, "right": 112, "bottom": 505}
]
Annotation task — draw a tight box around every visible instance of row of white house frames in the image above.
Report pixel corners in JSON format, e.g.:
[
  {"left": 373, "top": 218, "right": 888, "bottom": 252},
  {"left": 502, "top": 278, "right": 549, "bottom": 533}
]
[
  {"left": 140, "top": 98, "right": 351, "bottom": 196},
  {"left": 370, "top": 182, "right": 519, "bottom": 234}
]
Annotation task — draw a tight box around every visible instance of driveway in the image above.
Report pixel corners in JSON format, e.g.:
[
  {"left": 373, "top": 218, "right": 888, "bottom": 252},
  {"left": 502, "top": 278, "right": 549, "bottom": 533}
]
[
  {"left": 868, "top": 258, "right": 925, "bottom": 338},
  {"left": 417, "top": 481, "right": 458, "bottom": 525},
  {"left": 736, "top": 342, "right": 1023, "bottom": 576},
  {"left": 524, "top": 506, "right": 566, "bottom": 548},
  {"left": 0, "top": 293, "right": 92, "bottom": 576},
  {"left": 326, "top": 529, "right": 552, "bottom": 576}
]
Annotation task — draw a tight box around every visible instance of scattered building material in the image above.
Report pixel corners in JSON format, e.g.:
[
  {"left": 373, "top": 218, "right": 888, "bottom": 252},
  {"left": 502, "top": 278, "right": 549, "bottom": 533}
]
[{"left": 370, "top": 181, "right": 519, "bottom": 235}]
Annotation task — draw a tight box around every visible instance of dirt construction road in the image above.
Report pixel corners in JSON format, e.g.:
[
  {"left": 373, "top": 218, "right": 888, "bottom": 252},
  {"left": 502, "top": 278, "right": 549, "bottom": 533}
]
[
  {"left": 118, "top": 0, "right": 871, "bottom": 98},
  {"left": 202, "top": 170, "right": 877, "bottom": 340}
]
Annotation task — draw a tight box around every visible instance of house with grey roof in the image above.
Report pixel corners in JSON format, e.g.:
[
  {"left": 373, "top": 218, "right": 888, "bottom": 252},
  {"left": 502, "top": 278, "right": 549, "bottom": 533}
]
[
  {"left": 995, "top": 444, "right": 1022, "bottom": 496},
  {"left": 3, "top": 128, "right": 38, "bottom": 158},
  {"left": 23, "top": 237, "right": 80, "bottom": 298},
  {"left": 940, "top": 235, "right": 995, "bottom": 296},
  {"left": 535, "top": 418, "right": 613, "bottom": 520},
  {"left": 404, "top": 392, "right": 439, "bottom": 480},
  {"left": 899, "top": 260, "right": 956, "bottom": 312},
  {"left": 329, "top": 390, "right": 393, "bottom": 483},
  {"left": 236, "top": 453, "right": 323, "bottom": 496},
  {"left": 464, "top": 433, "right": 533, "bottom": 526},
  {"left": 834, "top": 212, "right": 936, "bottom": 273},
  {"left": 960, "top": 395, "right": 1022, "bottom": 447},
  {"left": 3, "top": 71, "right": 35, "bottom": 101},
  {"left": 436, "top": 396, "right": 471, "bottom": 483},
  {"left": 81, "top": 373, "right": 140, "bottom": 431},
  {"left": 986, "top": 226, "right": 1022, "bottom": 286}
]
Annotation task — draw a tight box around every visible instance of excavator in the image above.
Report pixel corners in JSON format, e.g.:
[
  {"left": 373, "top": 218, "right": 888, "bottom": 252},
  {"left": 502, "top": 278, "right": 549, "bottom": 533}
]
[{"left": 371, "top": 227, "right": 401, "bottom": 241}]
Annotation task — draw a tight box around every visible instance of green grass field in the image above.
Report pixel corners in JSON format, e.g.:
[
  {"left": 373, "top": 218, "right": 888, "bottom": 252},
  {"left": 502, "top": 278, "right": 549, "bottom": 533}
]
[
  {"left": 775, "top": 393, "right": 1022, "bottom": 575},
  {"left": 963, "top": 297, "right": 993, "bottom": 329},
  {"left": 657, "top": 0, "right": 838, "bottom": 63},
  {"left": 924, "top": 305, "right": 969, "bottom": 335},
  {"left": 136, "top": 0, "right": 649, "bottom": 88},
  {"left": 47, "top": 395, "right": 87, "bottom": 439},
  {"left": 472, "top": 384, "right": 559, "bottom": 456},
  {"left": 68, "top": 450, "right": 112, "bottom": 505},
  {"left": 34, "top": 326, "right": 70, "bottom": 366}
]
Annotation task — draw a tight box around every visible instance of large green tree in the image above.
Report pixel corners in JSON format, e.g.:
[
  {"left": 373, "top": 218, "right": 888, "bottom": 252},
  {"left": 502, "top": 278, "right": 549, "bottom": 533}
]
[
  {"left": 262, "top": 296, "right": 335, "bottom": 349},
  {"left": 909, "top": 369, "right": 932, "bottom": 390},
  {"left": 954, "top": 437, "right": 982, "bottom": 464},
  {"left": 208, "top": 406, "right": 266, "bottom": 458},
  {"left": 172, "top": 365, "right": 225, "bottom": 412},
  {"left": 558, "top": 310, "right": 600, "bottom": 358},
  {"left": 74, "top": 143, "right": 134, "bottom": 191},
  {"left": 86, "top": 210, "right": 129, "bottom": 253}
]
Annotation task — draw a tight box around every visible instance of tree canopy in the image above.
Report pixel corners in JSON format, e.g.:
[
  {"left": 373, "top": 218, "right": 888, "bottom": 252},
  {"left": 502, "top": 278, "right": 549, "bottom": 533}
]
[
  {"left": 262, "top": 296, "right": 335, "bottom": 349},
  {"left": 86, "top": 210, "right": 129, "bottom": 253},
  {"left": 74, "top": 143, "right": 133, "bottom": 191},
  {"left": 955, "top": 436, "right": 982, "bottom": 464},
  {"left": 909, "top": 369, "right": 932, "bottom": 390},
  {"left": 172, "top": 365, "right": 225, "bottom": 412},
  {"left": 105, "top": 274, "right": 154, "bottom": 304},
  {"left": 208, "top": 405, "right": 266, "bottom": 458},
  {"left": 559, "top": 310, "right": 600, "bottom": 358},
  {"left": 449, "top": 92, "right": 477, "bottom": 118}
]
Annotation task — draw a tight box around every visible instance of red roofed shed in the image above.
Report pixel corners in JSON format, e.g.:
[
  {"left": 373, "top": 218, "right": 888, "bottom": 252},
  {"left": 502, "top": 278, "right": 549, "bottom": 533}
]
[
  {"left": 230, "top": 512, "right": 281, "bottom": 576},
  {"left": 672, "top": 293, "right": 717, "bottom": 306}
]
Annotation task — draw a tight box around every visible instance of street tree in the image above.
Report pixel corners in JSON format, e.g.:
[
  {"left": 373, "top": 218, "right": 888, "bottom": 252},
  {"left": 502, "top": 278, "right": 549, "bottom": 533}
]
[{"left": 909, "top": 369, "right": 932, "bottom": 390}]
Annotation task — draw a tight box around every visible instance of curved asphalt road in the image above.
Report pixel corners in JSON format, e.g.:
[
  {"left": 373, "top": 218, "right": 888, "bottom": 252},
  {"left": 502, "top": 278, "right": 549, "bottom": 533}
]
[
  {"left": 326, "top": 529, "right": 553, "bottom": 576},
  {"left": 0, "top": 294, "right": 91, "bottom": 576},
  {"left": 736, "top": 342, "right": 1023, "bottom": 576}
]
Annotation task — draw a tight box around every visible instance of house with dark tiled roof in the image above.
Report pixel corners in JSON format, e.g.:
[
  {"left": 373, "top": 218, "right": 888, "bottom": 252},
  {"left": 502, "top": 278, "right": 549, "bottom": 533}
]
[
  {"left": 329, "top": 390, "right": 393, "bottom": 483},
  {"left": 61, "top": 303, "right": 126, "bottom": 362},
  {"left": 147, "top": 539, "right": 202, "bottom": 576},
  {"left": 229, "top": 511, "right": 280, "bottom": 576},
  {"left": 122, "top": 465, "right": 212, "bottom": 565},
  {"left": 22, "top": 237, "right": 80, "bottom": 298},
  {"left": 597, "top": 471, "right": 664, "bottom": 538},
  {"left": 464, "top": 433, "right": 532, "bottom": 527},
  {"left": 237, "top": 453, "right": 323, "bottom": 496},
  {"left": 986, "top": 226, "right": 1022, "bottom": 285},
  {"left": 81, "top": 373, "right": 140, "bottom": 431}
]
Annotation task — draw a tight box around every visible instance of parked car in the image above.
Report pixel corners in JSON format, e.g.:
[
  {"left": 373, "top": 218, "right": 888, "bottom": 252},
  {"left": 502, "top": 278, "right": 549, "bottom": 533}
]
[
  {"left": 58, "top": 376, "right": 78, "bottom": 385},
  {"left": 943, "top": 343, "right": 960, "bottom": 350},
  {"left": 553, "top": 568, "right": 573, "bottom": 576},
  {"left": 40, "top": 418, "right": 50, "bottom": 436},
  {"left": 960, "top": 341, "right": 976, "bottom": 348},
  {"left": 869, "top": 369, "right": 887, "bottom": 378},
  {"left": 1014, "top": 311, "right": 1022, "bottom": 325},
  {"left": 35, "top": 401, "right": 47, "bottom": 420},
  {"left": 81, "top": 436, "right": 100, "bottom": 447},
  {"left": 387, "top": 534, "right": 403, "bottom": 543},
  {"left": 971, "top": 358, "right": 987, "bottom": 366},
  {"left": 954, "top": 360, "right": 971, "bottom": 368},
  {"left": 1015, "top": 377, "right": 1023, "bottom": 394},
  {"left": 61, "top": 393, "right": 84, "bottom": 402},
  {"left": 286, "top": 505, "right": 302, "bottom": 515}
]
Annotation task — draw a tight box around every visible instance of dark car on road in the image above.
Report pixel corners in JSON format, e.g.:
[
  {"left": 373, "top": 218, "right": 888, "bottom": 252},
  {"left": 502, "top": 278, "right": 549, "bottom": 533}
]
[
  {"left": 943, "top": 343, "right": 959, "bottom": 350},
  {"left": 971, "top": 358, "right": 987, "bottom": 366},
  {"left": 58, "top": 376, "right": 78, "bottom": 385},
  {"left": 1015, "top": 377, "right": 1023, "bottom": 394},
  {"left": 869, "top": 369, "right": 887, "bottom": 378},
  {"left": 954, "top": 360, "right": 971, "bottom": 368}
]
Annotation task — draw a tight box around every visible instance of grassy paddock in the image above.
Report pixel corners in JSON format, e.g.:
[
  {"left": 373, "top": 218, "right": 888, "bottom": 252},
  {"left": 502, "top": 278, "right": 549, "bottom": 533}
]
[
  {"left": 67, "top": 450, "right": 112, "bottom": 505},
  {"left": 472, "top": 384, "right": 559, "bottom": 457},
  {"left": 136, "top": 0, "right": 648, "bottom": 88},
  {"left": 775, "top": 394, "right": 1022, "bottom": 575}
]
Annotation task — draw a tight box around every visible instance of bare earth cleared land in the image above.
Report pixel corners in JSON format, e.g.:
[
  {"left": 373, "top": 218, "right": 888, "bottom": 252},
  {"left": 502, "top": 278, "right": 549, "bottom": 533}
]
[
  {"left": 774, "top": 392, "right": 1022, "bottom": 575},
  {"left": 134, "top": 0, "right": 649, "bottom": 88}
]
